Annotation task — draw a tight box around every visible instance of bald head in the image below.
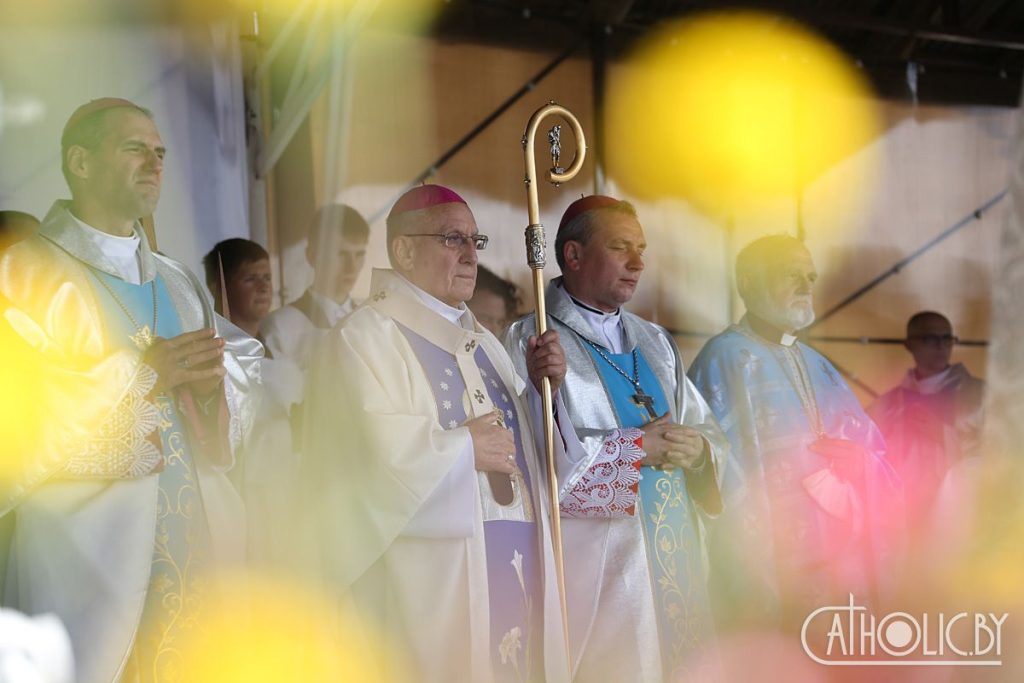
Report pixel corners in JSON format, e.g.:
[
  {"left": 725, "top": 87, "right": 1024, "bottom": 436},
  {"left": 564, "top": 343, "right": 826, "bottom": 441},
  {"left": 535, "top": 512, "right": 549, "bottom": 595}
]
[
  {"left": 905, "top": 310, "right": 955, "bottom": 378},
  {"left": 907, "top": 311, "right": 952, "bottom": 338}
]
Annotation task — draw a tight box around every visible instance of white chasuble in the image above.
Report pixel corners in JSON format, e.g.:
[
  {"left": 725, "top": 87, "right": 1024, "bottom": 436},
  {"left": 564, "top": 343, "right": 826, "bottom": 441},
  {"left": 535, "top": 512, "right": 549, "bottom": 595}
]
[
  {"left": 505, "top": 278, "right": 728, "bottom": 683},
  {"left": 303, "top": 269, "right": 569, "bottom": 683},
  {"left": 0, "top": 201, "right": 260, "bottom": 683}
]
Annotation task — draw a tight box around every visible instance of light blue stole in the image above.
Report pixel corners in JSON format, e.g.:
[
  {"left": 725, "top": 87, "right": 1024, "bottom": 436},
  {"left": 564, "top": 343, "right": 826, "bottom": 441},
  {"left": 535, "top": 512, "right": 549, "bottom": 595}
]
[
  {"left": 582, "top": 344, "right": 713, "bottom": 678},
  {"left": 88, "top": 268, "right": 211, "bottom": 682}
]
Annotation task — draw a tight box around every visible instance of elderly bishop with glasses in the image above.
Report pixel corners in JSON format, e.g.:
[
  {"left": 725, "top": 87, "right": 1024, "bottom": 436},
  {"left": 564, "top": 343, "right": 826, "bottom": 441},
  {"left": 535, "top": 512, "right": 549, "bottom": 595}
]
[{"left": 304, "top": 184, "right": 573, "bottom": 683}]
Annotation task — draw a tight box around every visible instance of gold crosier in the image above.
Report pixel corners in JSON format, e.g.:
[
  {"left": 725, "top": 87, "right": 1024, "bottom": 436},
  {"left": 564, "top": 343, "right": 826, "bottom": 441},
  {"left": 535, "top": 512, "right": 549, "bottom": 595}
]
[{"left": 521, "top": 101, "right": 586, "bottom": 679}]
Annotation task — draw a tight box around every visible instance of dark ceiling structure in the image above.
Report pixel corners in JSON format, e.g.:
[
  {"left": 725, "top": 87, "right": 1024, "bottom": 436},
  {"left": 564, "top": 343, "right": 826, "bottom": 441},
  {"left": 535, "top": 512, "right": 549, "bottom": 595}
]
[{"left": 432, "top": 0, "right": 1024, "bottom": 107}]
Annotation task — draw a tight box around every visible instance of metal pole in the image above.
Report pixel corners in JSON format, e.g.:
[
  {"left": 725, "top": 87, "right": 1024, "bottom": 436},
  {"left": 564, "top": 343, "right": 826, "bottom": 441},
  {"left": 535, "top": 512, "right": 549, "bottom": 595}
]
[
  {"left": 810, "top": 189, "right": 1007, "bottom": 328},
  {"left": 808, "top": 334, "right": 988, "bottom": 347}
]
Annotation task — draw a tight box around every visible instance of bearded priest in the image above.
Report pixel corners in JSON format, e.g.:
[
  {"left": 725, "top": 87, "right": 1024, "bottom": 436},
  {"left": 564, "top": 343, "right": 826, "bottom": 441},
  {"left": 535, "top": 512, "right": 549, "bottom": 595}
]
[{"left": 688, "top": 234, "right": 903, "bottom": 632}]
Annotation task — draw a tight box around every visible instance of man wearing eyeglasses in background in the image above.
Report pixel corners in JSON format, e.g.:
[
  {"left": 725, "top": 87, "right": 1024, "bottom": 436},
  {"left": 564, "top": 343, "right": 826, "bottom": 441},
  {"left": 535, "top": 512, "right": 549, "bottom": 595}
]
[
  {"left": 869, "top": 310, "right": 985, "bottom": 537},
  {"left": 303, "top": 184, "right": 572, "bottom": 683}
]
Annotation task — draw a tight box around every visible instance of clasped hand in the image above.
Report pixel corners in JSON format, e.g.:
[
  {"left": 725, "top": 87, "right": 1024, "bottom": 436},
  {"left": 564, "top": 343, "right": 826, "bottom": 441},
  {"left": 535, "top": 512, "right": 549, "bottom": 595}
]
[
  {"left": 640, "top": 413, "right": 707, "bottom": 470},
  {"left": 144, "top": 327, "right": 226, "bottom": 396},
  {"left": 465, "top": 410, "right": 516, "bottom": 475}
]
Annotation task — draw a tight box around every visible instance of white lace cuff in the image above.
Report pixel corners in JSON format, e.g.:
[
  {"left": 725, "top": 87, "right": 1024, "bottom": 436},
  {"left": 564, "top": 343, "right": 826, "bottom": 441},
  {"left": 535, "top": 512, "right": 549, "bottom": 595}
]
[{"left": 561, "top": 428, "right": 644, "bottom": 518}]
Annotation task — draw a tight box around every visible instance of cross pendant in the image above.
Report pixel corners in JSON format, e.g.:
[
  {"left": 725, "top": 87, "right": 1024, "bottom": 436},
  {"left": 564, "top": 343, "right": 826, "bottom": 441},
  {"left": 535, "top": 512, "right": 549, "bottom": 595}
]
[{"left": 632, "top": 390, "right": 658, "bottom": 420}]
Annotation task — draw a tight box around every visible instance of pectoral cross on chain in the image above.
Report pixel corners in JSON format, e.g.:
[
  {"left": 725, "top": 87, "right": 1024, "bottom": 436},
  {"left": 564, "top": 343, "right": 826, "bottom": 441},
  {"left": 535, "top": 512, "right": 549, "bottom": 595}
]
[
  {"left": 582, "top": 338, "right": 659, "bottom": 421},
  {"left": 632, "top": 388, "right": 658, "bottom": 420}
]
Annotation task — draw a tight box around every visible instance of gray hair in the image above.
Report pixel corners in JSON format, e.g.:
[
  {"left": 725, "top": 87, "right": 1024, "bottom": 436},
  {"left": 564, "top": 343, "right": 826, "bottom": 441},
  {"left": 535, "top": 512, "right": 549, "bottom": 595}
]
[
  {"left": 734, "top": 233, "right": 808, "bottom": 305},
  {"left": 385, "top": 209, "right": 419, "bottom": 267}
]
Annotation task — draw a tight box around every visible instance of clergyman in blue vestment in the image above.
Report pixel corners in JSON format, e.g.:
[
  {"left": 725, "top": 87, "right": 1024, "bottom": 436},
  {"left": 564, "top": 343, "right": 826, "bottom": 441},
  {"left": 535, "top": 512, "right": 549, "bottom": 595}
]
[
  {"left": 688, "top": 234, "right": 904, "bottom": 632},
  {"left": 506, "top": 196, "right": 728, "bottom": 683}
]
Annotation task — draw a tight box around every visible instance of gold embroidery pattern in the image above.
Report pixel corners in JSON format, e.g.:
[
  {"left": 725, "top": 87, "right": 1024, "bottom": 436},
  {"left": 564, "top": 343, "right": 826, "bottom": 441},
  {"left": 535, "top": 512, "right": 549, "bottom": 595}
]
[
  {"left": 63, "top": 363, "right": 163, "bottom": 478},
  {"left": 126, "top": 397, "right": 209, "bottom": 683},
  {"left": 646, "top": 472, "right": 709, "bottom": 674}
]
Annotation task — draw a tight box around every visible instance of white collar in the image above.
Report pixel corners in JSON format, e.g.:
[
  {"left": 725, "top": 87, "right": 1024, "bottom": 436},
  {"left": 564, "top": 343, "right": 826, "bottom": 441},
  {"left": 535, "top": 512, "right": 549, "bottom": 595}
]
[
  {"left": 310, "top": 290, "right": 354, "bottom": 325},
  {"left": 905, "top": 364, "right": 955, "bottom": 395},
  {"left": 70, "top": 214, "right": 139, "bottom": 243},
  {"left": 739, "top": 314, "right": 799, "bottom": 347},
  {"left": 563, "top": 285, "right": 625, "bottom": 354},
  {"left": 69, "top": 212, "right": 141, "bottom": 284},
  {"left": 396, "top": 273, "right": 470, "bottom": 327}
]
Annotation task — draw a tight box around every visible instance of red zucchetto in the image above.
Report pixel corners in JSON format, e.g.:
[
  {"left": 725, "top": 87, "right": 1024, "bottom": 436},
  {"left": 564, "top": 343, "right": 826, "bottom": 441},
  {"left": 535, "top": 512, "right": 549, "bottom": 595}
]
[
  {"left": 387, "top": 184, "right": 467, "bottom": 220},
  {"left": 558, "top": 195, "right": 621, "bottom": 232}
]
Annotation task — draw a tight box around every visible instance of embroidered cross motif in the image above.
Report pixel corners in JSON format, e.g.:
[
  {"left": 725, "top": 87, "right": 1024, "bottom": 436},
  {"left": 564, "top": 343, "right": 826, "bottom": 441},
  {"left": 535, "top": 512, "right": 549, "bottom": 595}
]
[
  {"left": 372, "top": 290, "right": 387, "bottom": 301},
  {"left": 474, "top": 389, "right": 485, "bottom": 404},
  {"left": 465, "top": 340, "right": 477, "bottom": 352}
]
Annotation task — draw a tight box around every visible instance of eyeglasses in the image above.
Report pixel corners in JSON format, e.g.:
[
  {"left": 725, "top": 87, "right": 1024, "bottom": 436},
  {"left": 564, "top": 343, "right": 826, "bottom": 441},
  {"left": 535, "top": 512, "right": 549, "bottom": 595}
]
[
  {"left": 909, "top": 333, "right": 958, "bottom": 347},
  {"left": 406, "top": 232, "right": 489, "bottom": 250}
]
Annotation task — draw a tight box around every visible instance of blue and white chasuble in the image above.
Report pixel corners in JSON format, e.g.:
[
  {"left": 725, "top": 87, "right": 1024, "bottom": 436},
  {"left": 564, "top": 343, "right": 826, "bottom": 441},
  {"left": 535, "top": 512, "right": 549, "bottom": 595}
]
[
  {"left": 0, "top": 203, "right": 258, "bottom": 683},
  {"left": 505, "top": 279, "right": 728, "bottom": 683},
  {"left": 688, "top": 319, "right": 903, "bottom": 626},
  {"left": 580, "top": 346, "right": 714, "bottom": 679},
  {"left": 87, "top": 269, "right": 211, "bottom": 683}
]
